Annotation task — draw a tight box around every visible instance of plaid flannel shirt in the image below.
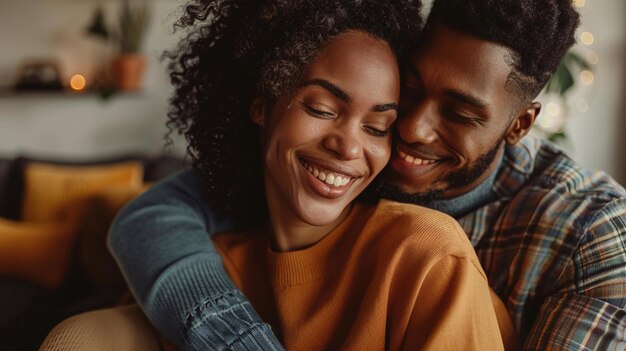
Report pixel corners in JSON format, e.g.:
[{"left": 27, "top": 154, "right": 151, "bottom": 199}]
[{"left": 458, "top": 136, "right": 626, "bottom": 350}]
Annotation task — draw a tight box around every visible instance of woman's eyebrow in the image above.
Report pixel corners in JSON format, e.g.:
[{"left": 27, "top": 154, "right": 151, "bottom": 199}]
[
  {"left": 373, "top": 103, "right": 398, "bottom": 112},
  {"left": 300, "top": 79, "right": 397, "bottom": 111},
  {"left": 300, "top": 79, "right": 351, "bottom": 103}
]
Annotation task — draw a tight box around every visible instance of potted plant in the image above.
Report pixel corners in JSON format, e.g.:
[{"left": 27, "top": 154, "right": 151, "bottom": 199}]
[{"left": 112, "top": 0, "right": 150, "bottom": 91}]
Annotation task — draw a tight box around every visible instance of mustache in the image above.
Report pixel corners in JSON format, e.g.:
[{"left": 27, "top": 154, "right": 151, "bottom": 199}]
[{"left": 393, "top": 142, "right": 448, "bottom": 160}]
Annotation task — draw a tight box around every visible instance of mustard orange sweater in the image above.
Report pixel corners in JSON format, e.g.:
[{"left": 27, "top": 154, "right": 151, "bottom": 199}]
[{"left": 213, "top": 200, "right": 504, "bottom": 350}]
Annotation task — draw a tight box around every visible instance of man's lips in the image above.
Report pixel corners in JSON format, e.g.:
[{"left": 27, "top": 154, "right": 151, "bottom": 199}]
[
  {"left": 397, "top": 149, "right": 438, "bottom": 165},
  {"left": 391, "top": 147, "right": 442, "bottom": 176}
]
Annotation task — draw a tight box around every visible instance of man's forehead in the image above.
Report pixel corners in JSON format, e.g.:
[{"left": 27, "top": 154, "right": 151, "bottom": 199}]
[{"left": 409, "top": 24, "right": 513, "bottom": 94}]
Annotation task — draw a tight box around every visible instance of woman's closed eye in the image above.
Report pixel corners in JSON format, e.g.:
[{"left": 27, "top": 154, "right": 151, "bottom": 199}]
[
  {"left": 363, "top": 125, "right": 391, "bottom": 137},
  {"left": 363, "top": 116, "right": 395, "bottom": 137},
  {"left": 299, "top": 101, "right": 336, "bottom": 119}
]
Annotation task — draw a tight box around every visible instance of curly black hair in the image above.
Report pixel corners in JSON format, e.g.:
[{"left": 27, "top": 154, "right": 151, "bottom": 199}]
[
  {"left": 428, "top": 0, "right": 580, "bottom": 101},
  {"left": 165, "top": 0, "right": 423, "bottom": 222}
]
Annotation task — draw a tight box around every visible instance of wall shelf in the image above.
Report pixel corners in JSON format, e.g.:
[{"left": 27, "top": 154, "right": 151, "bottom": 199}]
[{"left": 0, "top": 89, "right": 140, "bottom": 99}]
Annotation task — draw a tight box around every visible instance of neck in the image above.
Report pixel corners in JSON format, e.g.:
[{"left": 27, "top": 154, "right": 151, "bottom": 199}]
[
  {"left": 266, "top": 203, "right": 352, "bottom": 252},
  {"left": 263, "top": 174, "right": 352, "bottom": 252},
  {"left": 426, "top": 149, "right": 504, "bottom": 218}
]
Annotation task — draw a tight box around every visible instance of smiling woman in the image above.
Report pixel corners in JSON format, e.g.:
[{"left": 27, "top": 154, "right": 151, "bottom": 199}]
[
  {"left": 41, "top": 0, "right": 507, "bottom": 350},
  {"left": 258, "top": 31, "right": 399, "bottom": 251}
]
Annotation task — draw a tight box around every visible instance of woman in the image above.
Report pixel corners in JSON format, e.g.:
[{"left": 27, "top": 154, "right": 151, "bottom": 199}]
[{"left": 42, "top": 0, "right": 505, "bottom": 350}]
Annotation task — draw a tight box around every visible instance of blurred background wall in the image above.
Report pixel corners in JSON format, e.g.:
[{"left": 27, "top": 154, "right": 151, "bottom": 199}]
[
  {"left": 564, "top": 0, "right": 626, "bottom": 185},
  {"left": 0, "top": 0, "right": 187, "bottom": 159},
  {"left": 0, "top": 0, "right": 624, "bottom": 185}
]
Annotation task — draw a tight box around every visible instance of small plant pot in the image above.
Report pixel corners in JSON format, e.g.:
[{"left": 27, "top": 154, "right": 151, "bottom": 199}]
[{"left": 112, "top": 54, "right": 146, "bottom": 91}]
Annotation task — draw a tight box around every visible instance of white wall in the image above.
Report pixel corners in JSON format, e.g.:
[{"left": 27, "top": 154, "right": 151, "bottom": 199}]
[
  {"left": 563, "top": 1, "right": 626, "bottom": 185},
  {"left": 0, "top": 0, "right": 187, "bottom": 160},
  {"left": 1, "top": 1, "right": 625, "bottom": 185}
]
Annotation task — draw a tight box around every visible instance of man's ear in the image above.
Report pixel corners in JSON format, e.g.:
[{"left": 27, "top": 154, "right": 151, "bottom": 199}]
[
  {"left": 250, "top": 98, "right": 266, "bottom": 127},
  {"left": 505, "top": 102, "right": 541, "bottom": 145}
]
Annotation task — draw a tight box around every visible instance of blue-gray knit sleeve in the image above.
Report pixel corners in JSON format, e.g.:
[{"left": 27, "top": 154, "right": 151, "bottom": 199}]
[{"left": 108, "top": 170, "right": 284, "bottom": 350}]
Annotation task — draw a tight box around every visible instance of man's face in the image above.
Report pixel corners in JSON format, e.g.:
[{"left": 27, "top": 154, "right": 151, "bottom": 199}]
[{"left": 386, "top": 23, "right": 528, "bottom": 201}]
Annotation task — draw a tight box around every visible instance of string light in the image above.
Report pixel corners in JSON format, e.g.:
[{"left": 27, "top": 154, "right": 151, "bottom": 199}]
[
  {"left": 539, "top": 116, "right": 554, "bottom": 130},
  {"left": 580, "top": 32, "right": 594, "bottom": 45},
  {"left": 580, "top": 70, "right": 594, "bottom": 85},
  {"left": 546, "top": 102, "right": 562, "bottom": 117},
  {"left": 573, "top": 0, "right": 585, "bottom": 8},
  {"left": 70, "top": 74, "right": 86, "bottom": 91}
]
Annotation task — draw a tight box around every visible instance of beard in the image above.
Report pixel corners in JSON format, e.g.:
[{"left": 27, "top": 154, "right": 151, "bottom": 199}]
[{"left": 366, "top": 140, "right": 502, "bottom": 205}]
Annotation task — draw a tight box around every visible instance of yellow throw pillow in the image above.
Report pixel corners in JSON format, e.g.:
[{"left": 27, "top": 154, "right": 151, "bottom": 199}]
[
  {"left": 21, "top": 161, "right": 144, "bottom": 222},
  {"left": 0, "top": 218, "right": 79, "bottom": 288}
]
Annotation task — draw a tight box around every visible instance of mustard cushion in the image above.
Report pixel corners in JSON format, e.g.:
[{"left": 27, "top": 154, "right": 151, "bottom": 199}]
[
  {"left": 0, "top": 218, "right": 79, "bottom": 288},
  {"left": 21, "top": 161, "right": 144, "bottom": 222}
]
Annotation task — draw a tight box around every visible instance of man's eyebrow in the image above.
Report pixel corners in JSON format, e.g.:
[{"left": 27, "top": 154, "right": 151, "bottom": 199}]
[
  {"left": 300, "top": 79, "right": 351, "bottom": 103},
  {"left": 444, "top": 90, "right": 488, "bottom": 108},
  {"left": 404, "top": 62, "right": 489, "bottom": 109}
]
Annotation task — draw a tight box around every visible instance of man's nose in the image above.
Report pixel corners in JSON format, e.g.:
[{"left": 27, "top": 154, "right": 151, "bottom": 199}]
[{"left": 397, "top": 102, "right": 438, "bottom": 145}]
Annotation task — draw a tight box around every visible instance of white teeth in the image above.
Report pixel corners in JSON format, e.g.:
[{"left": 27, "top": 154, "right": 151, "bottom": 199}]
[
  {"left": 325, "top": 174, "right": 335, "bottom": 185},
  {"left": 398, "top": 150, "right": 436, "bottom": 165},
  {"left": 333, "top": 176, "right": 342, "bottom": 187},
  {"left": 301, "top": 160, "right": 352, "bottom": 187}
]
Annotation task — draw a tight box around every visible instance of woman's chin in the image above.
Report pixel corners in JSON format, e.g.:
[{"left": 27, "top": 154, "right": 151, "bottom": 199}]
[{"left": 296, "top": 201, "right": 352, "bottom": 227}]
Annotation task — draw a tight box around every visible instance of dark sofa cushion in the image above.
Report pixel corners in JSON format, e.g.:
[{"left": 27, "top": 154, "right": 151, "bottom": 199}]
[{"left": 0, "top": 158, "right": 21, "bottom": 220}]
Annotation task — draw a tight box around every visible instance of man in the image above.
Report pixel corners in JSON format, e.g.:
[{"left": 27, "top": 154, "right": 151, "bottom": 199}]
[{"left": 109, "top": 0, "right": 626, "bottom": 349}]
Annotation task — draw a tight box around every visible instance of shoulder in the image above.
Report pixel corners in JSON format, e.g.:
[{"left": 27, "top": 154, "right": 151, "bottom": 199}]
[
  {"left": 501, "top": 138, "right": 626, "bottom": 230},
  {"left": 496, "top": 139, "right": 626, "bottom": 272},
  {"left": 504, "top": 137, "right": 625, "bottom": 200},
  {"left": 362, "top": 200, "right": 482, "bottom": 271},
  {"left": 141, "top": 169, "right": 201, "bottom": 197}
]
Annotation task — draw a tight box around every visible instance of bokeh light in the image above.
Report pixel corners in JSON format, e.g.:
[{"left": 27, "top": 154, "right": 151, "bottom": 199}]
[
  {"left": 580, "top": 32, "right": 594, "bottom": 46},
  {"left": 580, "top": 70, "right": 594, "bottom": 85},
  {"left": 70, "top": 74, "right": 86, "bottom": 91},
  {"left": 546, "top": 102, "right": 562, "bottom": 117}
]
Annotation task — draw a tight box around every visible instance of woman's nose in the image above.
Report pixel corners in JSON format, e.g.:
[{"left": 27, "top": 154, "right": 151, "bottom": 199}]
[{"left": 322, "top": 127, "right": 363, "bottom": 160}]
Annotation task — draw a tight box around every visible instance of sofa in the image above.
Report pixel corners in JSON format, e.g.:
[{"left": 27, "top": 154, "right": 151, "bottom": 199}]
[{"left": 0, "top": 154, "right": 186, "bottom": 351}]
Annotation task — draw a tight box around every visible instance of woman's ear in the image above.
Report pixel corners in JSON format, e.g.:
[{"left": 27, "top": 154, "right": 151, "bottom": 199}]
[
  {"left": 505, "top": 102, "right": 541, "bottom": 145},
  {"left": 250, "top": 98, "right": 266, "bottom": 127}
]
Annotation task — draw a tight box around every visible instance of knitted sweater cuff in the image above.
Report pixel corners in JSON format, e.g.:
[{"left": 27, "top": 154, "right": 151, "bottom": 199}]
[{"left": 145, "top": 254, "right": 284, "bottom": 350}]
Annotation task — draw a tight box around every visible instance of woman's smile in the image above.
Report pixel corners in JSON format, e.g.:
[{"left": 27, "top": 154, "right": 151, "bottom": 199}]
[{"left": 298, "top": 157, "right": 360, "bottom": 199}]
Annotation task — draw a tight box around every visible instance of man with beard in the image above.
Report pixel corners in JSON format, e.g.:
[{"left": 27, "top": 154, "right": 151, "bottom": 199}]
[{"left": 109, "top": 0, "right": 626, "bottom": 349}]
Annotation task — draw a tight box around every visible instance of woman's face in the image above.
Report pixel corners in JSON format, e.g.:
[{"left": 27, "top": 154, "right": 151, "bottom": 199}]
[{"left": 256, "top": 30, "right": 400, "bottom": 229}]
